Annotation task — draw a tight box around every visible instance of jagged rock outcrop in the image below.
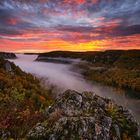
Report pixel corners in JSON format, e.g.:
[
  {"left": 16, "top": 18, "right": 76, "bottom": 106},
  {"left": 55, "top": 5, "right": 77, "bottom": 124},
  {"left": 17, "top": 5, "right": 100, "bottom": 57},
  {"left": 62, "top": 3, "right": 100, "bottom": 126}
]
[
  {"left": 0, "top": 52, "right": 16, "bottom": 59},
  {"left": 5, "top": 62, "right": 12, "bottom": 72},
  {"left": 0, "top": 59, "right": 14, "bottom": 74},
  {"left": 27, "top": 90, "right": 139, "bottom": 140}
]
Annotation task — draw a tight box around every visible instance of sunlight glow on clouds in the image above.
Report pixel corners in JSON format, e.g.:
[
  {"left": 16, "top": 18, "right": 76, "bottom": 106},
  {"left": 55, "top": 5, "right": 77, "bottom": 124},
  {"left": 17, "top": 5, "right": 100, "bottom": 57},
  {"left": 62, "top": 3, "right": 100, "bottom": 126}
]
[{"left": 0, "top": 0, "right": 140, "bottom": 52}]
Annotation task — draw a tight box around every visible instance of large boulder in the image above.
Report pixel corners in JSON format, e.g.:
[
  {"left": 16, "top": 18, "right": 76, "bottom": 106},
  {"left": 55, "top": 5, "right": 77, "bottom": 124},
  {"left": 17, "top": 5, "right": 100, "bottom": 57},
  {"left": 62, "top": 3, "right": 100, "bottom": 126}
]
[
  {"left": 27, "top": 90, "right": 139, "bottom": 140},
  {"left": 5, "top": 62, "right": 12, "bottom": 72}
]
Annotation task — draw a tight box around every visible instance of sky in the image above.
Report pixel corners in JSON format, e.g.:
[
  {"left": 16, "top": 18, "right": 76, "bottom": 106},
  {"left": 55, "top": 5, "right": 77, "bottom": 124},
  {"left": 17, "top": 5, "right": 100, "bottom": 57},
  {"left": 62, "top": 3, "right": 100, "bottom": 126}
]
[{"left": 0, "top": 0, "right": 140, "bottom": 52}]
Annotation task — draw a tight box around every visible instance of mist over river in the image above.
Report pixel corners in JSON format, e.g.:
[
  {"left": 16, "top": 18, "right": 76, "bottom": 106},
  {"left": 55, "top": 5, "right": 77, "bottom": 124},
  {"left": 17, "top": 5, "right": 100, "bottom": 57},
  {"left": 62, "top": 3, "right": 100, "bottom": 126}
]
[{"left": 9, "top": 54, "right": 140, "bottom": 122}]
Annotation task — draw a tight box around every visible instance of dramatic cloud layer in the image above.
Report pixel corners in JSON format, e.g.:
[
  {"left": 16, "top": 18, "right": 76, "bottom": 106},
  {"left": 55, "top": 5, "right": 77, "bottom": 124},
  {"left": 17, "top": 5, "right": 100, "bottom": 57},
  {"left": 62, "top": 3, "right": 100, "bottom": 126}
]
[{"left": 0, "top": 0, "right": 140, "bottom": 52}]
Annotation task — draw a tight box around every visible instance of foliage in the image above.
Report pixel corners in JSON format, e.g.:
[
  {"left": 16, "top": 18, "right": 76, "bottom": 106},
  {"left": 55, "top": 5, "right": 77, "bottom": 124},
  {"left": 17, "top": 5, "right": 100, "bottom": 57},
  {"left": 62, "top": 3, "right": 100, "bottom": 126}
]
[
  {"left": 38, "top": 50, "right": 140, "bottom": 68},
  {"left": 0, "top": 58, "right": 54, "bottom": 139},
  {"left": 37, "top": 50, "right": 125, "bottom": 65},
  {"left": 106, "top": 102, "right": 138, "bottom": 140},
  {"left": 74, "top": 50, "right": 140, "bottom": 94},
  {"left": 38, "top": 50, "right": 140, "bottom": 93},
  {"left": 82, "top": 67, "right": 140, "bottom": 93}
]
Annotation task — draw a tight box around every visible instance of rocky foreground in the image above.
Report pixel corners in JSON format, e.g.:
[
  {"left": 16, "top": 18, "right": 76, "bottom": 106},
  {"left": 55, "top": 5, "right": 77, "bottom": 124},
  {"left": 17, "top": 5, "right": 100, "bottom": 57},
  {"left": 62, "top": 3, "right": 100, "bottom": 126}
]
[{"left": 27, "top": 90, "right": 140, "bottom": 140}]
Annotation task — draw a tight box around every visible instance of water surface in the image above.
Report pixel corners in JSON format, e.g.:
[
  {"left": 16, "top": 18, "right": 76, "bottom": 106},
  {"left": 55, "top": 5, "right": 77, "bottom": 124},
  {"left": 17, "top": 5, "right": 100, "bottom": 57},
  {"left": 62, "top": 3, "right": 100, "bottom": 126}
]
[{"left": 10, "top": 54, "right": 140, "bottom": 122}]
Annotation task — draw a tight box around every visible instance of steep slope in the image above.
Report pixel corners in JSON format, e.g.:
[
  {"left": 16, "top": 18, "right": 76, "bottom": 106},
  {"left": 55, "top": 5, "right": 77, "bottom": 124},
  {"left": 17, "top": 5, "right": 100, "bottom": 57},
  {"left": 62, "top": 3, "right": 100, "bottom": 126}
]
[
  {"left": 0, "top": 58, "right": 54, "bottom": 139},
  {"left": 81, "top": 50, "right": 140, "bottom": 93}
]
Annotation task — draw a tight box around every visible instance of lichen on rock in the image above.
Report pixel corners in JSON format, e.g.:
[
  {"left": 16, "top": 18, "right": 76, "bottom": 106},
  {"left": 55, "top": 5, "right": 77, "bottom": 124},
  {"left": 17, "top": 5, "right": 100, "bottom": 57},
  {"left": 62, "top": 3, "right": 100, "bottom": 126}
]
[{"left": 27, "top": 90, "right": 139, "bottom": 140}]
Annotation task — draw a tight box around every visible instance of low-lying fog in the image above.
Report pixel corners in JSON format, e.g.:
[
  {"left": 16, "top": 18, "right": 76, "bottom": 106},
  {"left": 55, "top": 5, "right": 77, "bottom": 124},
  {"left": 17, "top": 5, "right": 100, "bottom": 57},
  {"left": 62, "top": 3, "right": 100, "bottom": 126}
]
[
  {"left": 10, "top": 54, "right": 140, "bottom": 122},
  {"left": 10, "top": 54, "right": 93, "bottom": 92}
]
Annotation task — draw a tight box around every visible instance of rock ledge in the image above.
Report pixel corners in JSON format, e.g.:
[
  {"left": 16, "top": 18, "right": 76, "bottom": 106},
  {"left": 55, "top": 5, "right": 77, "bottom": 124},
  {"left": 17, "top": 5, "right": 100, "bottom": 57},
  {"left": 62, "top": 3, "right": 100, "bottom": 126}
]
[{"left": 27, "top": 90, "right": 139, "bottom": 140}]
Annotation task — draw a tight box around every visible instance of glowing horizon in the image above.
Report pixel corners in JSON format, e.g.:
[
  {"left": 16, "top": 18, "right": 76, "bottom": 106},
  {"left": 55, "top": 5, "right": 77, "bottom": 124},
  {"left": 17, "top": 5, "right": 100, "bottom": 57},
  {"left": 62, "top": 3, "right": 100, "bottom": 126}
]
[{"left": 0, "top": 0, "right": 140, "bottom": 52}]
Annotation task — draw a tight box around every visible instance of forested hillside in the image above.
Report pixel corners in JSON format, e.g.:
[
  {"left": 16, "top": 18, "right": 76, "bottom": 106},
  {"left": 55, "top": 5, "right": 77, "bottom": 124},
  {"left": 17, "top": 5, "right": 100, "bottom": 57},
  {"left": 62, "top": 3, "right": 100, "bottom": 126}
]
[
  {"left": 78, "top": 50, "right": 140, "bottom": 93},
  {"left": 0, "top": 52, "right": 16, "bottom": 59},
  {"left": 0, "top": 58, "right": 54, "bottom": 139},
  {"left": 37, "top": 50, "right": 140, "bottom": 93}
]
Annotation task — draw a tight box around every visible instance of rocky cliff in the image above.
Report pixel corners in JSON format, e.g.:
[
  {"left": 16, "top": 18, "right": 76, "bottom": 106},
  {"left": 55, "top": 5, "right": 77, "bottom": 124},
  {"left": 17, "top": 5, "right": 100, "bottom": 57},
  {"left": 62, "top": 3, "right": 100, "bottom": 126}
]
[{"left": 27, "top": 90, "right": 140, "bottom": 140}]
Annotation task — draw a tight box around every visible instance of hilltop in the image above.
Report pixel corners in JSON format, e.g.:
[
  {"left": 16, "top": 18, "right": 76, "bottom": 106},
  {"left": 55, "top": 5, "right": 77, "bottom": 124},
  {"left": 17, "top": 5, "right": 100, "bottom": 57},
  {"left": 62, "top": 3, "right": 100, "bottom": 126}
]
[
  {"left": 0, "top": 52, "right": 16, "bottom": 59},
  {"left": 37, "top": 50, "right": 140, "bottom": 69}
]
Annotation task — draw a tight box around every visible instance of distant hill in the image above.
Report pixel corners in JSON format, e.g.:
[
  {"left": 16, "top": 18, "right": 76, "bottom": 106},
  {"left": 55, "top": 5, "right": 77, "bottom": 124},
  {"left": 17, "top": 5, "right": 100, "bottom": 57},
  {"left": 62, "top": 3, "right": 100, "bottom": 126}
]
[
  {"left": 36, "top": 50, "right": 140, "bottom": 92},
  {"left": 37, "top": 50, "right": 140, "bottom": 69},
  {"left": 0, "top": 52, "right": 16, "bottom": 59},
  {"left": 114, "top": 50, "right": 140, "bottom": 69},
  {"left": 24, "top": 53, "right": 40, "bottom": 55},
  {"left": 36, "top": 50, "right": 98, "bottom": 60}
]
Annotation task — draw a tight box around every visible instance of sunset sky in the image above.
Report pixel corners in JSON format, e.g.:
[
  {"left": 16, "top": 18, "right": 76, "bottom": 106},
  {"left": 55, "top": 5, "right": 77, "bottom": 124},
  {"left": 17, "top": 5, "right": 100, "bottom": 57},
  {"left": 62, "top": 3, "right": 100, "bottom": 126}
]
[{"left": 0, "top": 0, "right": 140, "bottom": 52}]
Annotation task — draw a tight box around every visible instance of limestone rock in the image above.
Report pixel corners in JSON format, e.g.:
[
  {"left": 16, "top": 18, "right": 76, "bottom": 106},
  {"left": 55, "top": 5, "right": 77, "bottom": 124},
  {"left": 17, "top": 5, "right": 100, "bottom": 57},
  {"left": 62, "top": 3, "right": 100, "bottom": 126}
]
[
  {"left": 27, "top": 90, "right": 139, "bottom": 140},
  {"left": 5, "top": 62, "right": 12, "bottom": 72}
]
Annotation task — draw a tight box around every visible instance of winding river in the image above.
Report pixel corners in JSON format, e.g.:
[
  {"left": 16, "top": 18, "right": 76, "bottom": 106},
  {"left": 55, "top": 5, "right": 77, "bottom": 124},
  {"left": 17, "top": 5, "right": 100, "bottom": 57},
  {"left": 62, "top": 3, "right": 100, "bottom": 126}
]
[{"left": 10, "top": 54, "right": 140, "bottom": 122}]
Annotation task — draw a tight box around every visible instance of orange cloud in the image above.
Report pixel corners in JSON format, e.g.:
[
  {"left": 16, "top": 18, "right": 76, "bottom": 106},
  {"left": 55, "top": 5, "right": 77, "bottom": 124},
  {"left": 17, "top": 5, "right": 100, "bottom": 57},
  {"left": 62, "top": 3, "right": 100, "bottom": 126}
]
[
  {"left": 1, "top": 33, "right": 139, "bottom": 53},
  {"left": 101, "top": 34, "right": 140, "bottom": 50}
]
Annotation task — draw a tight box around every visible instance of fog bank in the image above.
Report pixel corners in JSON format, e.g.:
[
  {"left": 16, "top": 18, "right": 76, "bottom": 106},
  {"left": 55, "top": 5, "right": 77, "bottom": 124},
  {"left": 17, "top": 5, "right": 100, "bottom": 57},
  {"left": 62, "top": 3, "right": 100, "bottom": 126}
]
[
  {"left": 9, "top": 54, "right": 140, "bottom": 122},
  {"left": 10, "top": 54, "right": 93, "bottom": 92}
]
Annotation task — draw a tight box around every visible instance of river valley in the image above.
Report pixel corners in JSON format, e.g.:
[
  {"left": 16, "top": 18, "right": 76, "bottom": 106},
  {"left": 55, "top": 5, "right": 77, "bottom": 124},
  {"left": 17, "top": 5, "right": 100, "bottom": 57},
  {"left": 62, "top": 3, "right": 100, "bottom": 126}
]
[{"left": 9, "top": 54, "right": 140, "bottom": 122}]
